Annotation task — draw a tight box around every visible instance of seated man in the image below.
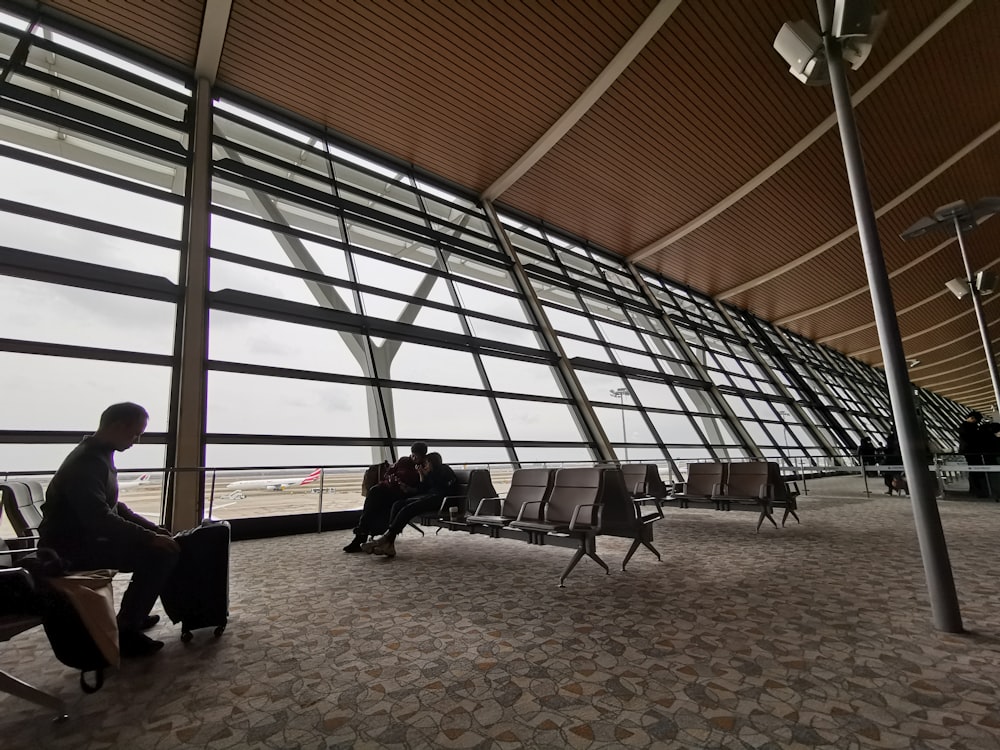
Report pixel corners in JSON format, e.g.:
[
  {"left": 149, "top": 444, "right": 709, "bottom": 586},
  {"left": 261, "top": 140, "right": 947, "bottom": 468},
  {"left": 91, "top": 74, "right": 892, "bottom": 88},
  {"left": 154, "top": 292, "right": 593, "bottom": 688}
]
[
  {"left": 38, "top": 402, "right": 179, "bottom": 658},
  {"left": 366, "top": 452, "right": 457, "bottom": 558},
  {"left": 343, "top": 442, "right": 427, "bottom": 552}
]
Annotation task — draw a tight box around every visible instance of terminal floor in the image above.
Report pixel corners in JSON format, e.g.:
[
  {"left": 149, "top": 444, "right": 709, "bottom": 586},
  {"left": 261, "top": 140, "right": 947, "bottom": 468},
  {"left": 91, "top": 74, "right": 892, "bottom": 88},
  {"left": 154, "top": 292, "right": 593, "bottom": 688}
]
[{"left": 3, "top": 475, "right": 999, "bottom": 749}]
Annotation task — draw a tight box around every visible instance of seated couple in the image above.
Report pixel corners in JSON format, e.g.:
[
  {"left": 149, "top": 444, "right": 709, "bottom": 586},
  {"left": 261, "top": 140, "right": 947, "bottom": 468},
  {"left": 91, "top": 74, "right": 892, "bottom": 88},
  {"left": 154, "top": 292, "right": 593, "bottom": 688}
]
[{"left": 344, "top": 443, "right": 456, "bottom": 558}]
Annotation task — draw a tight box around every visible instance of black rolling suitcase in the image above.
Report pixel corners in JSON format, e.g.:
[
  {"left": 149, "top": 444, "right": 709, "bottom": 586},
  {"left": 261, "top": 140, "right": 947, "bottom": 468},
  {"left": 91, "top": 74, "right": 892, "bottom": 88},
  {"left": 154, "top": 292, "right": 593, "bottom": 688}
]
[{"left": 160, "top": 520, "right": 230, "bottom": 642}]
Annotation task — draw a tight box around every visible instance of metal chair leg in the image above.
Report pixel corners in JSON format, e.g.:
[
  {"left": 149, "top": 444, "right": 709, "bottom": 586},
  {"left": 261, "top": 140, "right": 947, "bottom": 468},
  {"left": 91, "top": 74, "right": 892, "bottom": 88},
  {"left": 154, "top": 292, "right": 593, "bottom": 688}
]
[
  {"left": 622, "top": 538, "right": 642, "bottom": 570},
  {"left": 0, "top": 670, "right": 68, "bottom": 721}
]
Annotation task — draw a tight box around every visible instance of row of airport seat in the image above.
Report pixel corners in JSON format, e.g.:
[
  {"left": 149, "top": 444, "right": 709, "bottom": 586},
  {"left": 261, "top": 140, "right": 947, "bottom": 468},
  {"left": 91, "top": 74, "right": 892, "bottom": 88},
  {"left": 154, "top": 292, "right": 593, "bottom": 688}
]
[
  {"left": 672, "top": 461, "right": 800, "bottom": 531},
  {"left": 0, "top": 486, "right": 68, "bottom": 719},
  {"left": 417, "top": 466, "right": 664, "bottom": 586},
  {"left": 0, "top": 480, "right": 45, "bottom": 540}
]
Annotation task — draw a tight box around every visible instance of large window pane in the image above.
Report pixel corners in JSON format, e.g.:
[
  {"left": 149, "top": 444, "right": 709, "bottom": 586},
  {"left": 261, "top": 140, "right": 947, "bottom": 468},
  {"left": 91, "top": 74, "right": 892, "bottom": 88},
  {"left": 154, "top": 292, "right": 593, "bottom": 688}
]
[
  {"left": 0, "top": 353, "right": 171, "bottom": 431},
  {"left": 479, "top": 356, "right": 564, "bottom": 398},
  {"left": 2, "top": 210, "right": 179, "bottom": 282},
  {"left": 209, "top": 311, "right": 366, "bottom": 377},
  {"left": 387, "top": 342, "right": 485, "bottom": 389},
  {"left": 496, "top": 400, "right": 586, "bottom": 441},
  {"left": 0, "top": 277, "right": 176, "bottom": 354},
  {"left": 389, "top": 390, "right": 502, "bottom": 440},
  {"left": 0, "top": 154, "right": 182, "bottom": 238},
  {"left": 207, "top": 372, "right": 376, "bottom": 437}
]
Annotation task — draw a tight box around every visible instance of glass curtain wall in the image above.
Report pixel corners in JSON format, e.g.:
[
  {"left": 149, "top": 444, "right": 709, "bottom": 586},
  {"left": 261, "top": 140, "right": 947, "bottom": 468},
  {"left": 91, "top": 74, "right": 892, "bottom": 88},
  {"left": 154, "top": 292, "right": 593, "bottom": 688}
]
[
  {"left": 204, "top": 98, "right": 596, "bottom": 476},
  {"left": 0, "top": 7, "right": 971, "bottom": 526},
  {"left": 0, "top": 11, "right": 188, "bottom": 474},
  {"left": 500, "top": 216, "right": 747, "bottom": 483}
]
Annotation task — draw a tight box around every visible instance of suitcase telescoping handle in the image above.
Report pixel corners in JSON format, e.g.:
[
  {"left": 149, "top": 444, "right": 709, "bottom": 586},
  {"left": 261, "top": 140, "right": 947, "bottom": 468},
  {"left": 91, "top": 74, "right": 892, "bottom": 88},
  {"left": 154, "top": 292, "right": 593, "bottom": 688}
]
[{"left": 208, "top": 470, "right": 217, "bottom": 521}]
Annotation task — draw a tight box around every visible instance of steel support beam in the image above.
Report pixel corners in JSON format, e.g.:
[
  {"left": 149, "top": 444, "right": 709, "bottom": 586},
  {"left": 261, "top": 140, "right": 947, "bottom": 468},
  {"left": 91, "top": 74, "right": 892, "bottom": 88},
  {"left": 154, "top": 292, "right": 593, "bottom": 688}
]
[{"left": 169, "top": 78, "right": 213, "bottom": 530}]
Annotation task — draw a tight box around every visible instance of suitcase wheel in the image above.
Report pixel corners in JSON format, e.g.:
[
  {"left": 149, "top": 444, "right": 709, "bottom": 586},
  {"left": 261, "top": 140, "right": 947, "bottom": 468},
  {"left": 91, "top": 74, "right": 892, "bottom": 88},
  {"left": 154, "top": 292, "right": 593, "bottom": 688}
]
[
  {"left": 214, "top": 623, "right": 226, "bottom": 638},
  {"left": 181, "top": 629, "right": 193, "bottom": 643}
]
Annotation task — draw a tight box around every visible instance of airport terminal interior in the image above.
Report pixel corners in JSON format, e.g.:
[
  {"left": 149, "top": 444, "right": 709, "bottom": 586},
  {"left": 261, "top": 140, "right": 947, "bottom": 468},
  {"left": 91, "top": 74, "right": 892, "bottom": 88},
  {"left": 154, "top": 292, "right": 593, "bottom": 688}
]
[{"left": 2, "top": 0, "right": 1000, "bottom": 748}]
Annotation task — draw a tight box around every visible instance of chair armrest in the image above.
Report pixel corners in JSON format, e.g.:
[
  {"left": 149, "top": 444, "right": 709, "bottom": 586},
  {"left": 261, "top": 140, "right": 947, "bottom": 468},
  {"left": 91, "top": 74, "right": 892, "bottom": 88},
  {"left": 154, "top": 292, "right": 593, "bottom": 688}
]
[
  {"left": 0, "top": 567, "right": 39, "bottom": 616},
  {"left": 3, "top": 535, "right": 39, "bottom": 550},
  {"left": 713, "top": 482, "right": 725, "bottom": 495},
  {"left": 634, "top": 497, "right": 663, "bottom": 520},
  {"left": 630, "top": 480, "right": 647, "bottom": 497},
  {"left": 569, "top": 503, "right": 603, "bottom": 532},
  {"left": 473, "top": 496, "right": 502, "bottom": 516},
  {"left": 438, "top": 494, "right": 466, "bottom": 514},
  {"left": 514, "top": 501, "right": 543, "bottom": 523}
]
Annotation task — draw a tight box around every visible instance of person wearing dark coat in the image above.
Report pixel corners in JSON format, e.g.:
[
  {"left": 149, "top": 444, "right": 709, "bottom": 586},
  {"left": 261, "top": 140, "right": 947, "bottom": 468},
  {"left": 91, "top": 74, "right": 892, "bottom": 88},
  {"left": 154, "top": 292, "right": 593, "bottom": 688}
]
[
  {"left": 365, "top": 452, "right": 457, "bottom": 558},
  {"left": 39, "top": 402, "right": 179, "bottom": 658},
  {"left": 882, "top": 430, "right": 902, "bottom": 494},
  {"left": 958, "top": 411, "right": 989, "bottom": 498},
  {"left": 982, "top": 422, "right": 1000, "bottom": 499},
  {"left": 857, "top": 436, "right": 877, "bottom": 477},
  {"left": 343, "top": 443, "right": 427, "bottom": 552}
]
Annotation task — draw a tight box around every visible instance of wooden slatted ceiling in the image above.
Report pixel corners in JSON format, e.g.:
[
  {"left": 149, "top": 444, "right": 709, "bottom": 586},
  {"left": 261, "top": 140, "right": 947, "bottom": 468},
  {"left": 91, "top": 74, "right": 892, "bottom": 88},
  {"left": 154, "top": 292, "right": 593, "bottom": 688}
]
[
  {"left": 648, "top": 3, "right": 996, "bottom": 302},
  {"left": 894, "top": 332, "right": 1000, "bottom": 374},
  {"left": 734, "top": 141, "right": 1000, "bottom": 331},
  {"left": 496, "top": 0, "right": 956, "bottom": 257},
  {"left": 44, "top": 0, "right": 202, "bottom": 66},
  {"left": 642, "top": 129, "right": 858, "bottom": 295},
  {"left": 498, "top": 0, "right": 837, "bottom": 252},
  {"left": 847, "top": 299, "right": 996, "bottom": 357},
  {"left": 777, "top": 167, "right": 1000, "bottom": 343},
  {"left": 920, "top": 354, "right": 990, "bottom": 384},
  {"left": 218, "top": 0, "right": 658, "bottom": 191}
]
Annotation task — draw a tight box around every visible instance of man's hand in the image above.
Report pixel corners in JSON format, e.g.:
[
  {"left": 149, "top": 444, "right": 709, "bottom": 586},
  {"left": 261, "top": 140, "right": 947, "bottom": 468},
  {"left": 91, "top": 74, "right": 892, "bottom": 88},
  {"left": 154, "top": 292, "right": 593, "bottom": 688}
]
[{"left": 149, "top": 534, "right": 180, "bottom": 555}]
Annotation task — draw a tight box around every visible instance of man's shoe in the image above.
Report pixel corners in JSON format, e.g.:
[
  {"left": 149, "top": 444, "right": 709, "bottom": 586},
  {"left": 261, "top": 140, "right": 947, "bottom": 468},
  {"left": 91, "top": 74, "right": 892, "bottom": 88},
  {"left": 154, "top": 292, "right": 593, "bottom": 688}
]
[
  {"left": 140, "top": 614, "right": 160, "bottom": 631},
  {"left": 372, "top": 541, "right": 396, "bottom": 558},
  {"left": 119, "top": 630, "right": 164, "bottom": 658},
  {"left": 344, "top": 534, "right": 368, "bottom": 552}
]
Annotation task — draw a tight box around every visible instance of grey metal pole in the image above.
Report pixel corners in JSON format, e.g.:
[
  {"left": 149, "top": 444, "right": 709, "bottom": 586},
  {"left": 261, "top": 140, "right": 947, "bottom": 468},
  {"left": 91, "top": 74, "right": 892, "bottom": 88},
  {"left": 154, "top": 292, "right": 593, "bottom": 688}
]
[
  {"left": 818, "top": 2, "right": 963, "bottom": 632},
  {"left": 953, "top": 220, "right": 1000, "bottom": 414},
  {"left": 620, "top": 397, "right": 628, "bottom": 462}
]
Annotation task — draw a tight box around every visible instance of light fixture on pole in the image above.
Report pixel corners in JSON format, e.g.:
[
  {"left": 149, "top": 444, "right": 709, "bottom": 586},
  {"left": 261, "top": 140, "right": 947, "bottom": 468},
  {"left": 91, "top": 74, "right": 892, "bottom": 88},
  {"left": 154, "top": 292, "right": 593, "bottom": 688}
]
[
  {"left": 609, "top": 387, "right": 629, "bottom": 462},
  {"left": 773, "top": 0, "right": 962, "bottom": 633},
  {"left": 901, "top": 197, "right": 1000, "bottom": 416}
]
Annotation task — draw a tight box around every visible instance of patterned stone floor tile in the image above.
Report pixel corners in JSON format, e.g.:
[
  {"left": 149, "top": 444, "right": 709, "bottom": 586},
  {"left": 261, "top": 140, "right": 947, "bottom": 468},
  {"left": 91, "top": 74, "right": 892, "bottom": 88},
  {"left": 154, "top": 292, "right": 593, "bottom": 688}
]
[{"left": 4, "top": 476, "right": 1000, "bottom": 749}]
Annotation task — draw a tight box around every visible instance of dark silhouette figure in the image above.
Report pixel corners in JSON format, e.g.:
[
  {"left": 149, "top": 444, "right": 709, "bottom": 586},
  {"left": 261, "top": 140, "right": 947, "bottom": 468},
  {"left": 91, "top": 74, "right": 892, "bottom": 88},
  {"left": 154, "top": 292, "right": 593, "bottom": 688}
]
[
  {"left": 366, "top": 452, "right": 458, "bottom": 558},
  {"left": 39, "top": 402, "right": 179, "bottom": 658},
  {"left": 958, "top": 411, "right": 989, "bottom": 498},
  {"left": 343, "top": 442, "right": 428, "bottom": 552},
  {"left": 882, "top": 430, "right": 902, "bottom": 495},
  {"left": 857, "top": 436, "right": 877, "bottom": 477}
]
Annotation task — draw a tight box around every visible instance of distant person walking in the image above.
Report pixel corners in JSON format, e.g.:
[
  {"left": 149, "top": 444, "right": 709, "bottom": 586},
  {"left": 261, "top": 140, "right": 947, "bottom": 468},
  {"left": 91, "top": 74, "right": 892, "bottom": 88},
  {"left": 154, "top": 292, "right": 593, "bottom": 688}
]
[
  {"left": 857, "top": 436, "right": 877, "bottom": 477},
  {"left": 882, "top": 429, "right": 901, "bottom": 495}
]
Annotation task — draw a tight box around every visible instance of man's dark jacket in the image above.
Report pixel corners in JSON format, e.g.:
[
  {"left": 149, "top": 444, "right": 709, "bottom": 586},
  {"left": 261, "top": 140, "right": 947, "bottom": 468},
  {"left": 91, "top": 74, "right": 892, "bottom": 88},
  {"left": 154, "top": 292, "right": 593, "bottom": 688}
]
[{"left": 39, "top": 437, "right": 159, "bottom": 555}]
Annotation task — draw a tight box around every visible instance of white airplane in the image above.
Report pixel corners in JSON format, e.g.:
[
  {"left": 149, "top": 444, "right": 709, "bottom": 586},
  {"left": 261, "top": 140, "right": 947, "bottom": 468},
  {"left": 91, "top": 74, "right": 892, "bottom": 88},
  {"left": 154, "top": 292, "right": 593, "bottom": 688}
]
[
  {"left": 226, "top": 468, "right": 322, "bottom": 492},
  {"left": 118, "top": 473, "right": 152, "bottom": 491}
]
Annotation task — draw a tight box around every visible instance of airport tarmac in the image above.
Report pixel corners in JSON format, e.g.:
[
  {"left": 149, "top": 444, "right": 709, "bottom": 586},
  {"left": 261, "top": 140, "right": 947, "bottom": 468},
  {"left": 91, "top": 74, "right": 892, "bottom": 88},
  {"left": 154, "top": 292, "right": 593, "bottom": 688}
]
[{"left": 0, "top": 468, "right": 520, "bottom": 534}]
